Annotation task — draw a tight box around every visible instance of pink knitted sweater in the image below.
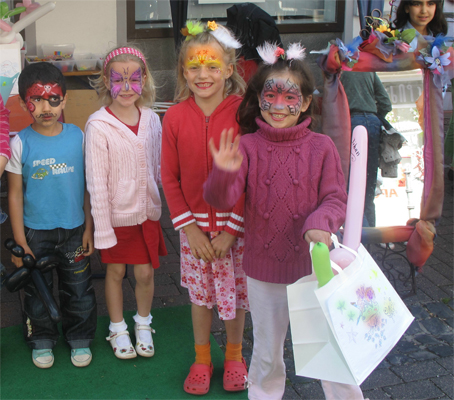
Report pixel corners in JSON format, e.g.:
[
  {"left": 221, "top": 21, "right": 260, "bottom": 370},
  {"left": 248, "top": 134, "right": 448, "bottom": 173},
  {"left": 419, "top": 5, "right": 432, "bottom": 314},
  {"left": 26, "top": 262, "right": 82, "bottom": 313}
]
[
  {"left": 204, "top": 118, "right": 347, "bottom": 284},
  {"left": 85, "top": 107, "right": 162, "bottom": 249}
]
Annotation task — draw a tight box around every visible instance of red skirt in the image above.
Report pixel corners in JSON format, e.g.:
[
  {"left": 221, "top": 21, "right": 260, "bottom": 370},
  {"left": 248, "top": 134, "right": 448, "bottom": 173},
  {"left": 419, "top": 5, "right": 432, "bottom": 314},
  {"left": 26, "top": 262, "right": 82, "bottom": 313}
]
[{"left": 100, "top": 220, "right": 167, "bottom": 268}]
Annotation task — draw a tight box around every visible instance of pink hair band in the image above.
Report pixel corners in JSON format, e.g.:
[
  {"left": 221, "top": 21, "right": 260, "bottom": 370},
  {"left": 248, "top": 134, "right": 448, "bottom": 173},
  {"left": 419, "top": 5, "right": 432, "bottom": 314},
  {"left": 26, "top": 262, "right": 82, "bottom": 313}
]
[{"left": 103, "top": 47, "right": 147, "bottom": 72}]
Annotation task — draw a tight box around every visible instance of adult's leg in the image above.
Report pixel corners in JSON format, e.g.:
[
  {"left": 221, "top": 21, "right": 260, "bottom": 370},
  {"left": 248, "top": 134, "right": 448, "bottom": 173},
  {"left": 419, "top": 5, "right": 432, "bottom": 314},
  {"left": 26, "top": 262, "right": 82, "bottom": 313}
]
[{"left": 247, "top": 277, "right": 289, "bottom": 400}]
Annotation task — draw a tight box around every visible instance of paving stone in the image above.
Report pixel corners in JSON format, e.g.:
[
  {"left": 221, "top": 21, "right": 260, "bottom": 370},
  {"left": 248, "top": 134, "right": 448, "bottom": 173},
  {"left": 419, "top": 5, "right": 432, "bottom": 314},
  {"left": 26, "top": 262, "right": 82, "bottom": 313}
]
[
  {"left": 428, "top": 344, "right": 454, "bottom": 357},
  {"left": 360, "top": 368, "right": 402, "bottom": 390},
  {"left": 436, "top": 356, "right": 454, "bottom": 373},
  {"left": 407, "top": 304, "right": 430, "bottom": 320},
  {"left": 362, "top": 388, "right": 392, "bottom": 399},
  {"left": 383, "top": 380, "right": 445, "bottom": 399},
  {"left": 414, "top": 334, "right": 442, "bottom": 345},
  {"left": 420, "top": 318, "right": 452, "bottom": 336},
  {"left": 430, "top": 263, "right": 454, "bottom": 281},
  {"left": 404, "top": 319, "right": 424, "bottom": 335},
  {"left": 431, "top": 374, "right": 454, "bottom": 398},
  {"left": 283, "top": 385, "right": 306, "bottom": 400},
  {"left": 419, "top": 283, "right": 452, "bottom": 302},
  {"left": 154, "top": 284, "right": 180, "bottom": 297},
  {"left": 421, "top": 266, "right": 452, "bottom": 286},
  {"left": 286, "top": 372, "right": 316, "bottom": 385},
  {"left": 386, "top": 353, "right": 415, "bottom": 366},
  {"left": 292, "top": 381, "right": 325, "bottom": 400},
  {"left": 426, "top": 302, "right": 454, "bottom": 321},
  {"left": 154, "top": 273, "right": 173, "bottom": 285},
  {"left": 431, "top": 248, "right": 454, "bottom": 266},
  {"left": 409, "top": 350, "right": 440, "bottom": 362},
  {"left": 438, "top": 334, "right": 454, "bottom": 344},
  {"left": 395, "top": 340, "right": 420, "bottom": 353},
  {"left": 391, "top": 360, "right": 449, "bottom": 382}
]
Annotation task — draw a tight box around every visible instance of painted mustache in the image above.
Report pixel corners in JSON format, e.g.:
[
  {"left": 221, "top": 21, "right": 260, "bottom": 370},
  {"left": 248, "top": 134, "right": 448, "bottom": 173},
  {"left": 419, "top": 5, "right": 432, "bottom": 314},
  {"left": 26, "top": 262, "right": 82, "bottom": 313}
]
[{"left": 37, "top": 113, "right": 57, "bottom": 119}]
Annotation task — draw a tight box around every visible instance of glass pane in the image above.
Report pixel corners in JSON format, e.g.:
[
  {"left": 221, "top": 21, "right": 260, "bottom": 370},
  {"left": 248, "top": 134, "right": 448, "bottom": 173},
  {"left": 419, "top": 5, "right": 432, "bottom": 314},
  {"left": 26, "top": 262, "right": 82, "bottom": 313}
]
[
  {"left": 374, "top": 70, "right": 424, "bottom": 227},
  {"left": 135, "top": 0, "right": 337, "bottom": 30}
]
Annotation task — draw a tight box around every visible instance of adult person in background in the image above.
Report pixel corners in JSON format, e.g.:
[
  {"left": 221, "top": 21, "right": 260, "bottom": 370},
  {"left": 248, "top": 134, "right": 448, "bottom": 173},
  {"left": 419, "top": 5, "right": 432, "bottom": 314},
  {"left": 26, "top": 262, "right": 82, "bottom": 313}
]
[{"left": 341, "top": 71, "right": 392, "bottom": 227}]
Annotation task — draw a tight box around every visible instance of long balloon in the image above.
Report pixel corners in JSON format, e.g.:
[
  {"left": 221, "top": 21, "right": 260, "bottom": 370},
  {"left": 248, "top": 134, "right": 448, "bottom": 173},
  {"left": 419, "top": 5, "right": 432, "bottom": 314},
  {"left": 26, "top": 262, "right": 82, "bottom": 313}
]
[{"left": 330, "top": 125, "right": 368, "bottom": 268}]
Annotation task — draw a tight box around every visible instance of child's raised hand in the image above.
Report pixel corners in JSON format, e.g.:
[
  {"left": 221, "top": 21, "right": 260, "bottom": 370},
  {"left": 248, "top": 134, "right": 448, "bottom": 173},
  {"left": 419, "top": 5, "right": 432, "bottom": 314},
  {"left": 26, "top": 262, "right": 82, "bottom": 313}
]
[
  {"left": 304, "top": 229, "right": 332, "bottom": 247},
  {"left": 209, "top": 128, "right": 243, "bottom": 172}
]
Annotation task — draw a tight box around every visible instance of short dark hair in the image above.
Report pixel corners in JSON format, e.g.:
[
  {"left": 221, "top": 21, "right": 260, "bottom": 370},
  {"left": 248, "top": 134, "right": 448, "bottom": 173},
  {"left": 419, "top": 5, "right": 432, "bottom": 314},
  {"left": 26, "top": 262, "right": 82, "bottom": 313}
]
[
  {"left": 18, "top": 62, "right": 66, "bottom": 101},
  {"left": 393, "top": 0, "right": 447, "bottom": 36},
  {"left": 237, "top": 58, "right": 317, "bottom": 134}
]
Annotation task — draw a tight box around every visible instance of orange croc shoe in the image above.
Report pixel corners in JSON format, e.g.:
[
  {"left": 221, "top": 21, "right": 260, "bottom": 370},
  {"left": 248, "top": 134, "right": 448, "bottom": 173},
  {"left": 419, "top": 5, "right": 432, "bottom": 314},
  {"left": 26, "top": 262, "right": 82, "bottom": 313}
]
[
  {"left": 223, "top": 357, "right": 249, "bottom": 391},
  {"left": 183, "top": 363, "right": 214, "bottom": 395}
]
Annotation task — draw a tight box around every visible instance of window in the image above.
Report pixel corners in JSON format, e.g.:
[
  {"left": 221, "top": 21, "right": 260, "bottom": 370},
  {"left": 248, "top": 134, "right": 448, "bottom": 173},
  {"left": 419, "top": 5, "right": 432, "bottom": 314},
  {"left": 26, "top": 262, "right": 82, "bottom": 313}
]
[{"left": 127, "top": 0, "right": 345, "bottom": 39}]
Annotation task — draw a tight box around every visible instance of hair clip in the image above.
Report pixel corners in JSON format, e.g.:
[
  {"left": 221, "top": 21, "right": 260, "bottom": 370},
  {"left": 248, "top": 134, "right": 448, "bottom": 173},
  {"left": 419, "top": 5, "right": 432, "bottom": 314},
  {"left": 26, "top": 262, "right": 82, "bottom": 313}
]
[
  {"left": 181, "top": 20, "right": 241, "bottom": 49},
  {"left": 257, "top": 42, "right": 306, "bottom": 65}
]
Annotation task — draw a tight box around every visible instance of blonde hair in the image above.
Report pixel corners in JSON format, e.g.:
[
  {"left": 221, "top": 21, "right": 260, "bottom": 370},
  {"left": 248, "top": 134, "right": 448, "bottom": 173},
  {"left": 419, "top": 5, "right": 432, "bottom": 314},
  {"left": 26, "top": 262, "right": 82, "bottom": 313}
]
[
  {"left": 90, "top": 45, "right": 156, "bottom": 108},
  {"left": 174, "top": 26, "right": 246, "bottom": 103}
]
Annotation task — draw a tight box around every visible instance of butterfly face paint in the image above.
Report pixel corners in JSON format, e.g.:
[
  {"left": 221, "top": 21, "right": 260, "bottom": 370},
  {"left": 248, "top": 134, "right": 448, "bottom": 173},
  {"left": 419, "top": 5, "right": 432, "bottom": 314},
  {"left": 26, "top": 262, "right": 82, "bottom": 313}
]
[
  {"left": 25, "top": 83, "right": 64, "bottom": 113},
  {"left": 109, "top": 66, "right": 143, "bottom": 99},
  {"left": 260, "top": 77, "right": 303, "bottom": 115},
  {"left": 184, "top": 44, "right": 224, "bottom": 74}
]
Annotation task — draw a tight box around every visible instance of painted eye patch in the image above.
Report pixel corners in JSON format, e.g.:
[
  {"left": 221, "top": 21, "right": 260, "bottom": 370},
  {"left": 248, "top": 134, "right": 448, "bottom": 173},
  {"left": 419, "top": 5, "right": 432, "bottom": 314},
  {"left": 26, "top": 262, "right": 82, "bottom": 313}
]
[
  {"left": 260, "top": 78, "right": 303, "bottom": 115},
  {"left": 109, "top": 67, "right": 143, "bottom": 99},
  {"left": 25, "top": 83, "right": 63, "bottom": 112}
]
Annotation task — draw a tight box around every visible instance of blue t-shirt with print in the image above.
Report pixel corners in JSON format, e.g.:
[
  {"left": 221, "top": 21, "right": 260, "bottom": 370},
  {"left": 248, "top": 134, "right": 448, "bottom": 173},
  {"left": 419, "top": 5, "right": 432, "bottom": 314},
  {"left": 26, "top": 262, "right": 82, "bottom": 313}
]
[{"left": 18, "top": 124, "right": 85, "bottom": 230}]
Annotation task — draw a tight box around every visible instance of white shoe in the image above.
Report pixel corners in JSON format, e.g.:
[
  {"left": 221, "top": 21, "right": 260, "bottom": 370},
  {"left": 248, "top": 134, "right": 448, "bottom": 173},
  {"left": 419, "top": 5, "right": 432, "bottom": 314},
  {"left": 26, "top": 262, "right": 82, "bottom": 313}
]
[
  {"left": 32, "top": 349, "right": 54, "bottom": 368},
  {"left": 106, "top": 330, "right": 137, "bottom": 359},
  {"left": 134, "top": 323, "right": 155, "bottom": 357}
]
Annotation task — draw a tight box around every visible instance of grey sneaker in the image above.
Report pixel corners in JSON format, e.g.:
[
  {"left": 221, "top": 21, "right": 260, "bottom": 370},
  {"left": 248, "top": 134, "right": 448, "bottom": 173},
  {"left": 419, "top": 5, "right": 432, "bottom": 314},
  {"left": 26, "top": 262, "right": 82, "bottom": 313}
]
[
  {"left": 32, "top": 349, "right": 54, "bottom": 368},
  {"left": 71, "top": 348, "right": 92, "bottom": 367}
]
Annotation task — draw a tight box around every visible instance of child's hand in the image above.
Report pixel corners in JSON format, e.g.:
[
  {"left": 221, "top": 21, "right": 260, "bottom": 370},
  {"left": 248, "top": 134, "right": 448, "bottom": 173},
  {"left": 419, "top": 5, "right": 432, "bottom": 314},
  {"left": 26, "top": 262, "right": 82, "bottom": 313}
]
[
  {"left": 183, "top": 223, "right": 216, "bottom": 263},
  {"left": 209, "top": 128, "right": 243, "bottom": 172},
  {"left": 211, "top": 231, "right": 237, "bottom": 259},
  {"left": 82, "top": 227, "right": 94, "bottom": 256},
  {"left": 11, "top": 243, "right": 35, "bottom": 268},
  {"left": 304, "top": 229, "right": 332, "bottom": 246}
]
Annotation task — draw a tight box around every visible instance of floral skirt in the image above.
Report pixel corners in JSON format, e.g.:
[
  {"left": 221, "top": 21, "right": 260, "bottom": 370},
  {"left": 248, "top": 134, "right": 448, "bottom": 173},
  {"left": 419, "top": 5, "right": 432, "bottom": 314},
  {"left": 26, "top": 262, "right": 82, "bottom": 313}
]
[{"left": 180, "top": 230, "right": 249, "bottom": 320}]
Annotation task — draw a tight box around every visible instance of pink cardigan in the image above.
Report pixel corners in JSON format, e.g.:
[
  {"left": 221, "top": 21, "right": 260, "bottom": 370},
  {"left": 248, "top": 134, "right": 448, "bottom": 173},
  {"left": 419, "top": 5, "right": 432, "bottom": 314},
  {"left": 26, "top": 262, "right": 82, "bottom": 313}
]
[
  {"left": 204, "top": 118, "right": 347, "bottom": 284},
  {"left": 85, "top": 107, "right": 162, "bottom": 249}
]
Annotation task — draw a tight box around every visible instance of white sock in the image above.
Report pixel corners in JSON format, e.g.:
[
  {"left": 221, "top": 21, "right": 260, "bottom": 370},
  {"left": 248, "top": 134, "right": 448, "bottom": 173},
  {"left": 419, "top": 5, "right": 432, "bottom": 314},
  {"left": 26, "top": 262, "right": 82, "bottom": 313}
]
[
  {"left": 133, "top": 313, "right": 153, "bottom": 343},
  {"left": 109, "top": 320, "right": 131, "bottom": 348}
]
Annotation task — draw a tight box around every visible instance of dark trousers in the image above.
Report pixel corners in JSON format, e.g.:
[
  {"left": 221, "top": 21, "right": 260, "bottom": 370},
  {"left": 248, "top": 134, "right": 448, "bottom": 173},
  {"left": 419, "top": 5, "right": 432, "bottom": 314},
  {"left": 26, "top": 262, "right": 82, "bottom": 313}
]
[
  {"left": 23, "top": 224, "right": 97, "bottom": 350},
  {"left": 351, "top": 112, "right": 382, "bottom": 227}
]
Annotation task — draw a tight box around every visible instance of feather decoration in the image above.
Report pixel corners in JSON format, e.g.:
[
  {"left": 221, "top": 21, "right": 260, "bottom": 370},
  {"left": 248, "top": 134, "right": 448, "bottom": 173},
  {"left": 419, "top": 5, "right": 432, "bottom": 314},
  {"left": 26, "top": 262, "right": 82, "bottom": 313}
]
[
  {"left": 210, "top": 25, "right": 241, "bottom": 49},
  {"left": 286, "top": 43, "right": 306, "bottom": 61},
  {"left": 257, "top": 42, "right": 280, "bottom": 65}
]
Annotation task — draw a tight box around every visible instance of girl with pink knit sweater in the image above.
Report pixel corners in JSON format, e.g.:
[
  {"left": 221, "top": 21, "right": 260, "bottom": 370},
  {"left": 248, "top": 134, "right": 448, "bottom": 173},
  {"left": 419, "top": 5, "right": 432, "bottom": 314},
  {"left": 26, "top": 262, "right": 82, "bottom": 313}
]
[
  {"left": 85, "top": 46, "right": 167, "bottom": 360},
  {"left": 204, "top": 43, "right": 366, "bottom": 400}
]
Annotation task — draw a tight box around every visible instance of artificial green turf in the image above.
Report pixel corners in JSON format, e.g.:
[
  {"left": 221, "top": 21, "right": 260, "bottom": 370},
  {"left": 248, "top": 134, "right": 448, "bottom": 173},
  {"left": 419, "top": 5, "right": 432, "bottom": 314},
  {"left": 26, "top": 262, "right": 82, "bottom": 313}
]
[{"left": 1, "top": 306, "right": 248, "bottom": 400}]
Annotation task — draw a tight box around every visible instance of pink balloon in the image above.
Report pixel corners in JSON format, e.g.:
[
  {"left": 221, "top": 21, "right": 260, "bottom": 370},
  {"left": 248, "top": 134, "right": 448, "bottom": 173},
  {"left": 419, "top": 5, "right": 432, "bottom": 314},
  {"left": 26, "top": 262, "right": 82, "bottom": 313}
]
[{"left": 343, "top": 125, "right": 368, "bottom": 251}]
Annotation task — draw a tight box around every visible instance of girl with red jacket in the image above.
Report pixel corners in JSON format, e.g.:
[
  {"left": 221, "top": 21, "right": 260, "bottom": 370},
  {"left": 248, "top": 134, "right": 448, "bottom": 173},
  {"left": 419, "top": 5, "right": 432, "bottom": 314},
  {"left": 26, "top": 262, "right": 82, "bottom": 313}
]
[{"left": 161, "top": 21, "right": 249, "bottom": 395}]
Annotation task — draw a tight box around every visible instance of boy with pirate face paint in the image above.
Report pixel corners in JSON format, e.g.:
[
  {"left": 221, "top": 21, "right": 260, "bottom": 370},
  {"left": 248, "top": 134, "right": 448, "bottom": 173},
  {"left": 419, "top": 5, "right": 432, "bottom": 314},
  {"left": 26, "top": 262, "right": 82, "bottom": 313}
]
[{"left": 5, "top": 62, "right": 97, "bottom": 369}]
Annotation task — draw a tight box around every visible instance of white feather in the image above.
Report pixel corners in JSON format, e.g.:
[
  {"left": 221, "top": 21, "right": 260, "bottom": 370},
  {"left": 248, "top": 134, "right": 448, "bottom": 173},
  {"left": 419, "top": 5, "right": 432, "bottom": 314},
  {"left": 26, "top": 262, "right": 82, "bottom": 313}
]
[
  {"left": 210, "top": 25, "right": 241, "bottom": 49},
  {"left": 286, "top": 43, "right": 306, "bottom": 61},
  {"left": 257, "top": 42, "right": 280, "bottom": 65}
]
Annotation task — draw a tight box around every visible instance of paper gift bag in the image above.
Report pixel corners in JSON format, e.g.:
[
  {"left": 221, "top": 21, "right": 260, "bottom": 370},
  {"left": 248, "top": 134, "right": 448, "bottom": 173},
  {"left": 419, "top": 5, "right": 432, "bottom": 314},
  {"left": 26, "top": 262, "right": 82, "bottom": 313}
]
[{"left": 287, "top": 240, "right": 414, "bottom": 385}]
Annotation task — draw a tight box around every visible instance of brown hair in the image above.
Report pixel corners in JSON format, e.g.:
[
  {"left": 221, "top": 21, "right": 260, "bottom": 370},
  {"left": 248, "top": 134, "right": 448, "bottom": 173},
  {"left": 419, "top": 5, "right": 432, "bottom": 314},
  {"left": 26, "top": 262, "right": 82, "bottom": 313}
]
[
  {"left": 393, "top": 0, "right": 447, "bottom": 35},
  {"left": 174, "top": 25, "right": 246, "bottom": 103},
  {"left": 237, "top": 58, "right": 317, "bottom": 134},
  {"left": 90, "top": 45, "right": 156, "bottom": 108}
]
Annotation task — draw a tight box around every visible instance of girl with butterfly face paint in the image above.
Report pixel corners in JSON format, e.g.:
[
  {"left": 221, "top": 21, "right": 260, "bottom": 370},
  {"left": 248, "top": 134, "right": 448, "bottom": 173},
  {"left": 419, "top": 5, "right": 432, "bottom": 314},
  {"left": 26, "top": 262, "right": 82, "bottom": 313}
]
[{"left": 86, "top": 47, "right": 167, "bottom": 361}]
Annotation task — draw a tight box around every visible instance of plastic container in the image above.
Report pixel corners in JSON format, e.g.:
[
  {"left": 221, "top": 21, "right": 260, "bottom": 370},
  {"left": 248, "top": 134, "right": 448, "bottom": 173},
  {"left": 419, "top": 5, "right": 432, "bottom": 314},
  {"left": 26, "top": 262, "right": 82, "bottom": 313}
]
[
  {"left": 51, "top": 59, "right": 76, "bottom": 73},
  {"left": 92, "top": 53, "right": 104, "bottom": 71},
  {"left": 74, "top": 57, "right": 97, "bottom": 71},
  {"left": 25, "top": 56, "right": 50, "bottom": 66},
  {"left": 41, "top": 44, "right": 75, "bottom": 60}
]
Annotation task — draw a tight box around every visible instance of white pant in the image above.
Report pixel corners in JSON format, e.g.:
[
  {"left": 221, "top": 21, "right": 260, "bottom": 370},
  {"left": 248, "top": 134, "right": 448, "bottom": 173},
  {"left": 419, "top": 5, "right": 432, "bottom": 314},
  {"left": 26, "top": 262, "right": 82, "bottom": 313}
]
[{"left": 247, "top": 277, "right": 364, "bottom": 400}]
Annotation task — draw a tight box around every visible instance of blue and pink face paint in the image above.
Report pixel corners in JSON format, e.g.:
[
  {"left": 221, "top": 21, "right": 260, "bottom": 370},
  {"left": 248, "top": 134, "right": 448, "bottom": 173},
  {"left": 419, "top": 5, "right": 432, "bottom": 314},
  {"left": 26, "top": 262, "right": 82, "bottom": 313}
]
[{"left": 109, "top": 66, "right": 143, "bottom": 99}]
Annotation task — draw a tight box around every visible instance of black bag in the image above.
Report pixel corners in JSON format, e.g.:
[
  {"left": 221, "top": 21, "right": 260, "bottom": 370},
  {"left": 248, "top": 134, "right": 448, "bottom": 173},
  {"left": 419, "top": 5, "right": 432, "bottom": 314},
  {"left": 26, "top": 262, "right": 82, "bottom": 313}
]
[{"left": 226, "top": 3, "right": 282, "bottom": 61}]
